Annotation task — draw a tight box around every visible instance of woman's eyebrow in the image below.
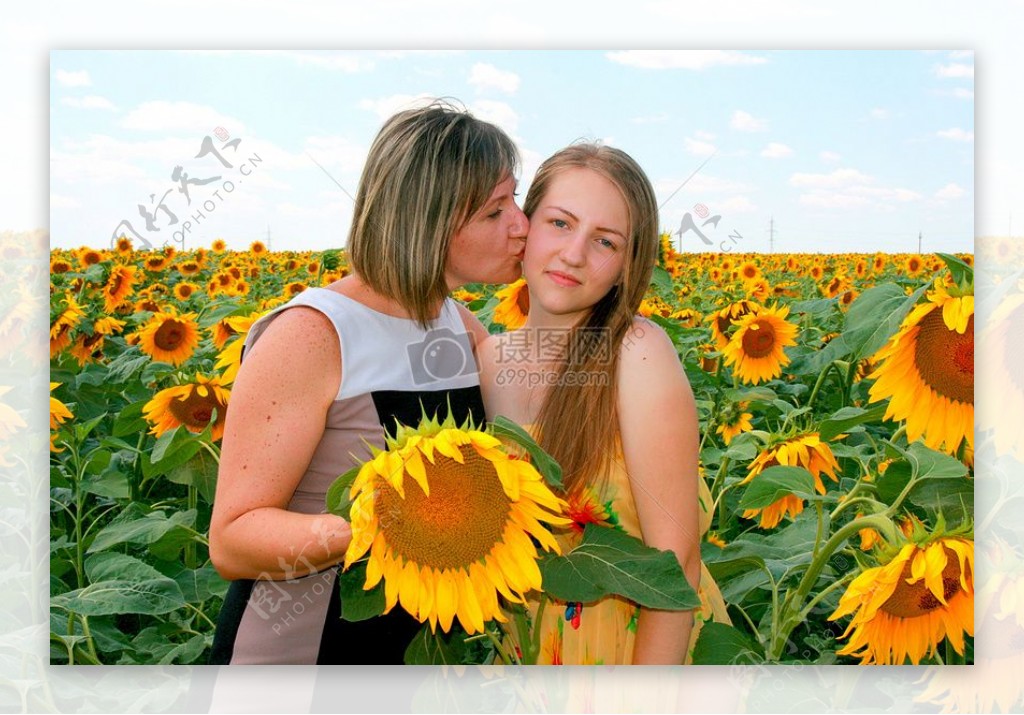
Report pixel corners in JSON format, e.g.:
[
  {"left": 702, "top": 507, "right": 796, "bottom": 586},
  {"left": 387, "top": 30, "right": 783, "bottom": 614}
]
[{"left": 548, "top": 205, "right": 627, "bottom": 239}]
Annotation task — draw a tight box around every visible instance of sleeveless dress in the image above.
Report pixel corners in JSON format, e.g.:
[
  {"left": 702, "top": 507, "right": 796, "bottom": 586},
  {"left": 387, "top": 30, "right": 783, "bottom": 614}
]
[
  {"left": 209, "top": 288, "right": 486, "bottom": 664},
  {"left": 508, "top": 432, "right": 730, "bottom": 665}
]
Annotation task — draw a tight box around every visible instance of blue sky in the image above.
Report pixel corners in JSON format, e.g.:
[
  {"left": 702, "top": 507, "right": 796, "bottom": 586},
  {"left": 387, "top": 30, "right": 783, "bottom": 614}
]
[{"left": 50, "top": 50, "right": 974, "bottom": 254}]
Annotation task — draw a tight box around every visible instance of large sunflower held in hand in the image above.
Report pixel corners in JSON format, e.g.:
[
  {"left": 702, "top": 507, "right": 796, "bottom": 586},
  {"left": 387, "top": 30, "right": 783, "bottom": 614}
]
[
  {"left": 342, "top": 414, "right": 569, "bottom": 635},
  {"left": 722, "top": 304, "right": 799, "bottom": 385},
  {"left": 829, "top": 536, "right": 974, "bottom": 665},
  {"left": 868, "top": 279, "right": 973, "bottom": 454}
]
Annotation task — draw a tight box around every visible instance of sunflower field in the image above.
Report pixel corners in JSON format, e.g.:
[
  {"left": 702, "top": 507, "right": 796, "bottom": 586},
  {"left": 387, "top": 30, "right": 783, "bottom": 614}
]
[{"left": 49, "top": 236, "right": 974, "bottom": 665}]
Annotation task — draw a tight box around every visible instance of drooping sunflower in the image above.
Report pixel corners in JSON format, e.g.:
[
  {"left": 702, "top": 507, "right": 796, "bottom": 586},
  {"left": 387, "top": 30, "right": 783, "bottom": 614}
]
[
  {"left": 493, "top": 278, "right": 530, "bottom": 330},
  {"left": 868, "top": 279, "right": 973, "bottom": 454},
  {"left": 49, "top": 382, "right": 73, "bottom": 452},
  {"left": 706, "top": 299, "right": 762, "bottom": 350},
  {"left": 721, "top": 304, "right": 799, "bottom": 385},
  {"left": 103, "top": 264, "right": 137, "bottom": 313},
  {"left": 716, "top": 402, "right": 753, "bottom": 445},
  {"left": 50, "top": 257, "right": 72, "bottom": 274},
  {"left": 177, "top": 260, "right": 201, "bottom": 277},
  {"left": 143, "top": 254, "right": 169, "bottom": 272},
  {"left": 143, "top": 373, "right": 231, "bottom": 441},
  {"left": 93, "top": 316, "right": 126, "bottom": 335},
  {"left": 829, "top": 536, "right": 974, "bottom": 665},
  {"left": 50, "top": 293, "right": 86, "bottom": 357},
  {"left": 342, "top": 414, "right": 569, "bottom": 635},
  {"left": 740, "top": 433, "right": 840, "bottom": 529},
  {"left": 136, "top": 311, "right": 201, "bottom": 366},
  {"left": 69, "top": 332, "right": 105, "bottom": 366}
]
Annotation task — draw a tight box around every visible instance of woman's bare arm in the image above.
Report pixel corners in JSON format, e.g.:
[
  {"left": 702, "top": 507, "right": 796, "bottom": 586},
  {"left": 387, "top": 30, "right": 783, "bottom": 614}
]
[
  {"left": 616, "top": 319, "right": 702, "bottom": 664},
  {"left": 209, "top": 307, "right": 351, "bottom": 581}
]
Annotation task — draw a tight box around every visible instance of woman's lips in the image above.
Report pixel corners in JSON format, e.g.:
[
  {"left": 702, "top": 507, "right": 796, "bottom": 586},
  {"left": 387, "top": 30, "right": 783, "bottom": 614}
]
[{"left": 547, "top": 270, "right": 581, "bottom": 287}]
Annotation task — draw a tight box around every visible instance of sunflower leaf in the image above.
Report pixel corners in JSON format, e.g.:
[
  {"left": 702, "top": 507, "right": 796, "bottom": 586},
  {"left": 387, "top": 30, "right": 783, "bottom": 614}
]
[
  {"left": 937, "top": 252, "right": 973, "bottom": 288},
  {"left": 738, "top": 466, "right": 818, "bottom": 509},
  {"left": 403, "top": 624, "right": 474, "bottom": 665},
  {"left": 337, "top": 561, "right": 385, "bottom": 622},
  {"left": 818, "top": 404, "right": 887, "bottom": 441},
  {"left": 325, "top": 464, "right": 361, "bottom": 520},
  {"left": 538, "top": 525, "right": 699, "bottom": 610},
  {"left": 490, "top": 415, "right": 563, "bottom": 490},
  {"left": 690, "top": 622, "right": 764, "bottom": 665}
]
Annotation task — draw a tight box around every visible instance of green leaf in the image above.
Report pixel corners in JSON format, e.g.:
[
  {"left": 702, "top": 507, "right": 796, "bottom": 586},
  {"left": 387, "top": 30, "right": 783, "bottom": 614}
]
[
  {"left": 650, "top": 264, "right": 673, "bottom": 292},
  {"left": 171, "top": 564, "right": 229, "bottom": 603},
  {"left": 690, "top": 622, "right": 763, "bottom": 665},
  {"left": 85, "top": 551, "right": 167, "bottom": 583},
  {"left": 738, "top": 466, "right": 817, "bottom": 509},
  {"left": 166, "top": 449, "right": 219, "bottom": 504},
  {"left": 403, "top": 624, "right": 471, "bottom": 665},
  {"left": 844, "top": 282, "right": 929, "bottom": 361},
  {"left": 325, "top": 465, "right": 361, "bottom": 521},
  {"left": 490, "top": 415, "right": 563, "bottom": 490},
  {"left": 88, "top": 509, "right": 197, "bottom": 553},
  {"left": 818, "top": 404, "right": 887, "bottom": 442},
  {"left": 905, "top": 442, "right": 969, "bottom": 481},
  {"left": 81, "top": 466, "right": 130, "bottom": 500},
  {"left": 105, "top": 352, "right": 150, "bottom": 385},
  {"left": 143, "top": 427, "right": 204, "bottom": 479},
  {"left": 538, "top": 525, "right": 699, "bottom": 610},
  {"left": 52, "top": 577, "right": 186, "bottom": 616},
  {"left": 338, "top": 562, "right": 385, "bottom": 622},
  {"left": 908, "top": 476, "right": 973, "bottom": 525},
  {"left": 198, "top": 301, "right": 250, "bottom": 328},
  {"left": 158, "top": 634, "right": 208, "bottom": 665},
  {"left": 937, "top": 252, "right": 973, "bottom": 288},
  {"left": 113, "top": 399, "right": 149, "bottom": 437},
  {"left": 875, "top": 460, "right": 912, "bottom": 506}
]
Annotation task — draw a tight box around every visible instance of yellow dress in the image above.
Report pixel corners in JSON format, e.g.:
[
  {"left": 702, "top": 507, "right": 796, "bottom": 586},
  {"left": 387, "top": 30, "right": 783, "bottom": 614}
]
[{"left": 505, "top": 433, "right": 730, "bottom": 665}]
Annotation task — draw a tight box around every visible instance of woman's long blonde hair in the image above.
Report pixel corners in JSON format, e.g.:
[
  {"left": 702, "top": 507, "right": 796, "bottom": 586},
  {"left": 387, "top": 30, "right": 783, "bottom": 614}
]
[
  {"left": 347, "top": 100, "right": 520, "bottom": 327},
  {"left": 523, "top": 143, "right": 660, "bottom": 493}
]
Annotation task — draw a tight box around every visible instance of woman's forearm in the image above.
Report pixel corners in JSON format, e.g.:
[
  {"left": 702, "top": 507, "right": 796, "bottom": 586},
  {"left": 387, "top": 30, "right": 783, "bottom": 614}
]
[
  {"left": 632, "top": 608, "right": 694, "bottom": 664},
  {"left": 210, "top": 509, "right": 351, "bottom": 581}
]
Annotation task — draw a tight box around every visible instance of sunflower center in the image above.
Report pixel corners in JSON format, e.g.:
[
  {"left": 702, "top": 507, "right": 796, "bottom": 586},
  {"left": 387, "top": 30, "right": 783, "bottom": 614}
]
[
  {"left": 168, "top": 388, "right": 225, "bottom": 430},
  {"left": 914, "top": 312, "right": 974, "bottom": 405},
  {"left": 154, "top": 319, "right": 186, "bottom": 351},
  {"left": 375, "top": 450, "right": 512, "bottom": 571},
  {"left": 880, "top": 547, "right": 962, "bottom": 618},
  {"left": 741, "top": 320, "right": 777, "bottom": 358},
  {"left": 516, "top": 286, "right": 530, "bottom": 315},
  {"left": 108, "top": 272, "right": 125, "bottom": 296}
]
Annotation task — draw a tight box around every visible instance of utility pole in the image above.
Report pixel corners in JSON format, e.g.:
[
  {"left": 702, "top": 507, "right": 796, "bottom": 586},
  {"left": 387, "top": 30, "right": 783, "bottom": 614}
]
[
  {"left": 918, "top": 231, "right": 922, "bottom": 254},
  {"left": 768, "top": 216, "right": 775, "bottom": 253},
  {"left": 266, "top": 225, "right": 272, "bottom": 252}
]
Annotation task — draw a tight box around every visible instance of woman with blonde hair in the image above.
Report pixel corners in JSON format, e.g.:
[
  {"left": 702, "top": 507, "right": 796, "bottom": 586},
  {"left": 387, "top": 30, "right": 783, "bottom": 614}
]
[
  {"left": 479, "top": 143, "right": 701, "bottom": 664},
  {"left": 209, "top": 101, "right": 528, "bottom": 664}
]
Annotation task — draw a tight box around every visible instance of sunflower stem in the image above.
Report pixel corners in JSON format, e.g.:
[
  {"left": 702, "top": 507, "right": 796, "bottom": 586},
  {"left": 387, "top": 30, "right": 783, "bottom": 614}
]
[
  {"left": 805, "top": 360, "right": 836, "bottom": 411},
  {"left": 769, "top": 514, "right": 898, "bottom": 661}
]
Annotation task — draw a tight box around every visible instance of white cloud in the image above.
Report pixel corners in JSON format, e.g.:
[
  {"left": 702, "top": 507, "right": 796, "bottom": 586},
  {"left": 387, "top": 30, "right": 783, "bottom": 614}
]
[
  {"left": 760, "top": 142, "right": 792, "bottom": 159},
  {"left": 819, "top": 150, "right": 841, "bottom": 163},
  {"left": 120, "top": 101, "right": 247, "bottom": 135},
  {"left": 694, "top": 130, "right": 716, "bottom": 141},
  {"left": 799, "top": 193, "right": 872, "bottom": 209},
  {"left": 357, "top": 93, "right": 436, "bottom": 121},
  {"left": 468, "top": 62, "right": 520, "bottom": 94},
  {"left": 606, "top": 50, "right": 767, "bottom": 70},
  {"left": 935, "top": 183, "right": 966, "bottom": 200},
  {"left": 50, "top": 193, "right": 82, "bottom": 209},
  {"left": 468, "top": 99, "right": 519, "bottom": 133},
  {"left": 937, "top": 127, "right": 974, "bottom": 142},
  {"left": 869, "top": 107, "right": 889, "bottom": 120},
  {"left": 684, "top": 137, "right": 716, "bottom": 157},
  {"left": 789, "top": 168, "right": 873, "bottom": 189},
  {"left": 730, "top": 110, "right": 767, "bottom": 132},
  {"left": 60, "top": 95, "right": 116, "bottom": 111},
  {"left": 937, "top": 87, "right": 974, "bottom": 100},
  {"left": 936, "top": 62, "right": 974, "bottom": 79},
  {"left": 55, "top": 69, "right": 91, "bottom": 87},
  {"left": 847, "top": 185, "right": 922, "bottom": 202},
  {"left": 631, "top": 112, "right": 669, "bottom": 124},
  {"left": 719, "top": 196, "right": 757, "bottom": 213}
]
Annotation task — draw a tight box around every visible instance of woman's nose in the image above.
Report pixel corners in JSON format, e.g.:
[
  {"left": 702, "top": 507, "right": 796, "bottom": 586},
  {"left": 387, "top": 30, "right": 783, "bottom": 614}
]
[
  {"left": 508, "top": 204, "right": 528, "bottom": 239},
  {"left": 559, "top": 232, "right": 587, "bottom": 266}
]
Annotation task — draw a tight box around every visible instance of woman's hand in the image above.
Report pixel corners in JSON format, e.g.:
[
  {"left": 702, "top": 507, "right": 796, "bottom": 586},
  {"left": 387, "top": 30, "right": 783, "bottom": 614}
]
[
  {"left": 616, "top": 318, "right": 702, "bottom": 664},
  {"left": 209, "top": 306, "right": 351, "bottom": 581}
]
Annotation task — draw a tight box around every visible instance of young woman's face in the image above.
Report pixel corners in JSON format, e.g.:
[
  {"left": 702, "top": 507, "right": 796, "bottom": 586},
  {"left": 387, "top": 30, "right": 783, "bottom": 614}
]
[
  {"left": 445, "top": 175, "right": 528, "bottom": 289},
  {"left": 523, "top": 167, "right": 629, "bottom": 324}
]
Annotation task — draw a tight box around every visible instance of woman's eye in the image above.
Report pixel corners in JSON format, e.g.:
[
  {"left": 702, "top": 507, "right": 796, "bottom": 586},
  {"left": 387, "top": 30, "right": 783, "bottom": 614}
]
[
  {"left": 597, "top": 237, "right": 616, "bottom": 249},
  {"left": 552, "top": 219, "right": 568, "bottom": 229},
  {"left": 487, "top": 208, "right": 503, "bottom": 219}
]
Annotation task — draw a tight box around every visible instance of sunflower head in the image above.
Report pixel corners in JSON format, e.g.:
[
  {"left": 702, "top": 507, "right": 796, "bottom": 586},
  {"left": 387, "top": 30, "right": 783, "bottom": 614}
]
[
  {"left": 143, "top": 373, "right": 231, "bottom": 441},
  {"left": 492, "top": 278, "right": 530, "bottom": 330},
  {"left": 339, "top": 411, "right": 569, "bottom": 635},
  {"left": 829, "top": 534, "right": 974, "bottom": 664},
  {"left": 136, "top": 311, "right": 201, "bottom": 367},
  {"left": 721, "top": 304, "right": 799, "bottom": 385}
]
